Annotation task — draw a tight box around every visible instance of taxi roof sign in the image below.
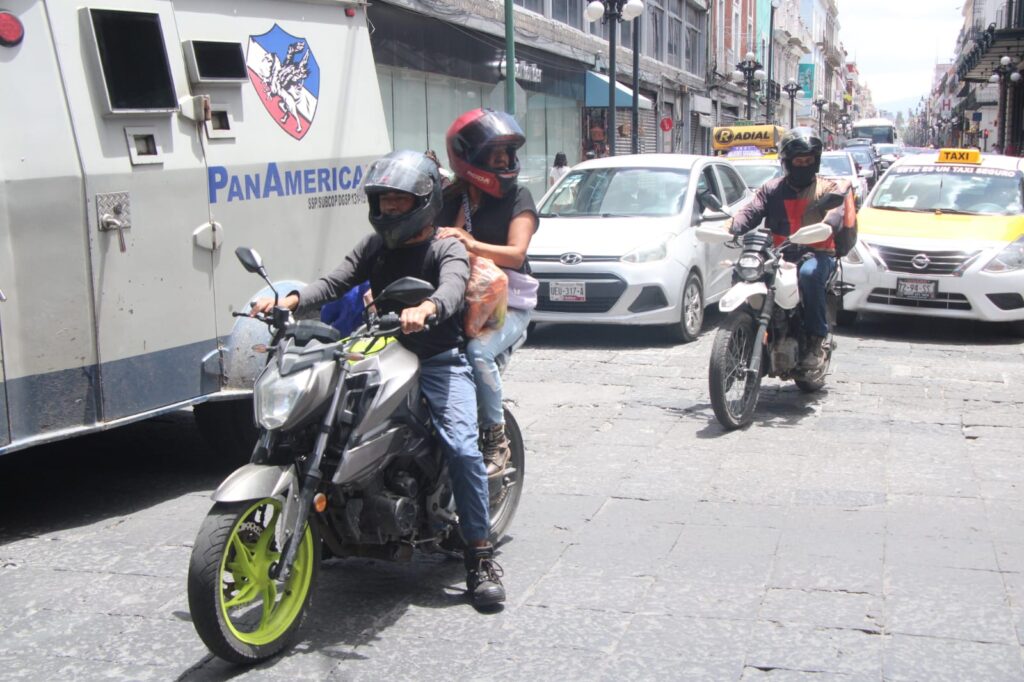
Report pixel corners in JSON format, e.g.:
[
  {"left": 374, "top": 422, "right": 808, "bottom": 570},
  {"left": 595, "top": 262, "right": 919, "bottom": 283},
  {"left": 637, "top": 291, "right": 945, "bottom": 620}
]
[{"left": 937, "top": 148, "right": 981, "bottom": 164}]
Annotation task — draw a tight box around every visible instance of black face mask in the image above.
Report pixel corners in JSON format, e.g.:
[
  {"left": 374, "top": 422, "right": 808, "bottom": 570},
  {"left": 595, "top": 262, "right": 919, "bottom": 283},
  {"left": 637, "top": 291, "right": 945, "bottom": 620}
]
[{"left": 787, "top": 164, "right": 817, "bottom": 188}]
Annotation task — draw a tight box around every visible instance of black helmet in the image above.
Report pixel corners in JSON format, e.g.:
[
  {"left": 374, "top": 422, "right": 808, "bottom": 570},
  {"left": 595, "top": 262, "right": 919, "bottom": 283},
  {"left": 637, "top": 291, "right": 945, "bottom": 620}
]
[
  {"left": 446, "top": 108, "right": 526, "bottom": 198},
  {"left": 364, "top": 150, "right": 442, "bottom": 249},
  {"left": 778, "top": 127, "right": 823, "bottom": 186}
]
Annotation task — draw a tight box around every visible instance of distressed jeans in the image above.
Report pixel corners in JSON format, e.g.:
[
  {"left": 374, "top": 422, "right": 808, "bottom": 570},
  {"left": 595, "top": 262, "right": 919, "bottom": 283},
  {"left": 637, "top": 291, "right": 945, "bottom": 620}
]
[
  {"left": 798, "top": 253, "right": 835, "bottom": 338},
  {"left": 418, "top": 348, "right": 489, "bottom": 543},
  {"left": 466, "top": 307, "right": 530, "bottom": 428}
]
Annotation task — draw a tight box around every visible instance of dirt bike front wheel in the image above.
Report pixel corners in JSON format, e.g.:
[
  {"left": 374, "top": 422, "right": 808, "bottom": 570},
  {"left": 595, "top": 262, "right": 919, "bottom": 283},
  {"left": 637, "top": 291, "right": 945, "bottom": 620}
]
[
  {"left": 187, "top": 498, "right": 319, "bottom": 664},
  {"left": 708, "top": 310, "right": 763, "bottom": 430}
]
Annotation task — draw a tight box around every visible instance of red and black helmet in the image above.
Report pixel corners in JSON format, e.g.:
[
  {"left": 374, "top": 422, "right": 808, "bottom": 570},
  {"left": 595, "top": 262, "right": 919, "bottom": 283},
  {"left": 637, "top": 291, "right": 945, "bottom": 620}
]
[{"left": 446, "top": 108, "right": 525, "bottom": 198}]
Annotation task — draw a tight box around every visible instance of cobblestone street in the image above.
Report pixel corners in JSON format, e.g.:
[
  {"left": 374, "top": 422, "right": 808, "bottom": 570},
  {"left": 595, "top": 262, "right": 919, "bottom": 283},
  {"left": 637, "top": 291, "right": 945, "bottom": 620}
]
[{"left": 1, "top": 313, "right": 1023, "bottom": 681}]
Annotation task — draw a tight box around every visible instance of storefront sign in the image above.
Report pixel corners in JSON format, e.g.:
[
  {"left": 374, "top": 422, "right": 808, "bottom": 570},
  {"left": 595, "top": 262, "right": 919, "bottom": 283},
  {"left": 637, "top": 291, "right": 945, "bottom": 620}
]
[{"left": 660, "top": 117, "right": 673, "bottom": 132}]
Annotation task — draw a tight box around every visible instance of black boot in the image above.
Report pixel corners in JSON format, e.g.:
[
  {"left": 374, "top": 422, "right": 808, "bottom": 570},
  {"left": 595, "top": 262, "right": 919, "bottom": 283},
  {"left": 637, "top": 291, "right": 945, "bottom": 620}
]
[{"left": 465, "top": 544, "right": 506, "bottom": 608}]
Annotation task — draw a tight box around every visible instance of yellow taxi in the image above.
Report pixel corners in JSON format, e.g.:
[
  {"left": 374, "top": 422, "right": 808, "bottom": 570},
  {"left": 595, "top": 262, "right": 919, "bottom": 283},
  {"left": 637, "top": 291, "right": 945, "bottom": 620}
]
[
  {"left": 712, "top": 125, "right": 784, "bottom": 189},
  {"left": 729, "top": 153, "right": 782, "bottom": 189},
  {"left": 840, "top": 148, "right": 1024, "bottom": 332}
]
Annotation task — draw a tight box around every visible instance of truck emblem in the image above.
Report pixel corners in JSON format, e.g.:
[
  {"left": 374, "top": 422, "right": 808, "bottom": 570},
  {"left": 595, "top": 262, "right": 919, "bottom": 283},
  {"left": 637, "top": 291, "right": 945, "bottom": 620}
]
[{"left": 246, "top": 24, "right": 320, "bottom": 140}]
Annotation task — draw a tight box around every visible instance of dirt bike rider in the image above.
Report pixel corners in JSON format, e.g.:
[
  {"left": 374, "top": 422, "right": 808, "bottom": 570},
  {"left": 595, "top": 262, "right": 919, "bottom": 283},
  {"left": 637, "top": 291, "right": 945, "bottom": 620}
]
[
  {"left": 249, "top": 150, "right": 506, "bottom": 608},
  {"left": 723, "top": 127, "right": 856, "bottom": 368}
]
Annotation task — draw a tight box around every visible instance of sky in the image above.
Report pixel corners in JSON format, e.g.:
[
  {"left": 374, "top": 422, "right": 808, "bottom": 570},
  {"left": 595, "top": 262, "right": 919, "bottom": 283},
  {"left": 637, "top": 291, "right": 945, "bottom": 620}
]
[{"left": 838, "top": 0, "right": 965, "bottom": 117}]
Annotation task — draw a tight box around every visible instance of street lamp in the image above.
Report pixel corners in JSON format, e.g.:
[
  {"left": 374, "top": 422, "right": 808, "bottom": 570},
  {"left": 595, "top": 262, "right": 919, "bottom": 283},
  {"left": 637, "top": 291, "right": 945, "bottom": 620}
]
[
  {"left": 765, "top": 0, "right": 781, "bottom": 123},
  {"left": 812, "top": 93, "right": 828, "bottom": 140},
  {"left": 782, "top": 78, "right": 803, "bottom": 129},
  {"left": 988, "top": 55, "right": 1021, "bottom": 153},
  {"left": 585, "top": 0, "right": 645, "bottom": 157},
  {"left": 732, "top": 51, "right": 767, "bottom": 120}
]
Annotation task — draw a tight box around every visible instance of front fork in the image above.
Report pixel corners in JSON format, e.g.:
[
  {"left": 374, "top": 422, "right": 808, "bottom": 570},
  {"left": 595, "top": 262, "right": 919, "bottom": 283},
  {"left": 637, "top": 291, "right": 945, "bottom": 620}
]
[
  {"left": 747, "top": 290, "right": 776, "bottom": 378},
  {"left": 271, "top": 361, "right": 349, "bottom": 581}
]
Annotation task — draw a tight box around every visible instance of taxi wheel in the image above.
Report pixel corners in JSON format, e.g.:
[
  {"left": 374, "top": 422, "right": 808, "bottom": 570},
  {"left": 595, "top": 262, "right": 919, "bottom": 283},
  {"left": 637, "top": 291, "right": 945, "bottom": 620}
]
[{"left": 836, "top": 310, "right": 858, "bottom": 327}]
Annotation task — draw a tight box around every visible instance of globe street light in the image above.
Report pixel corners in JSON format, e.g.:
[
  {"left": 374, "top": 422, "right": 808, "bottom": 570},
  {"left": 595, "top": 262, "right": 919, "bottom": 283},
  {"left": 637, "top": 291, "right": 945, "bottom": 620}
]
[
  {"left": 813, "top": 93, "right": 828, "bottom": 140},
  {"left": 782, "top": 78, "right": 803, "bottom": 129},
  {"left": 732, "top": 51, "right": 767, "bottom": 120},
  {"left": 586, "top": 0, "right": 645, "bottom": 156},
  {"left": 989, "top": 55, "right": 1021, "bottom": 154}
]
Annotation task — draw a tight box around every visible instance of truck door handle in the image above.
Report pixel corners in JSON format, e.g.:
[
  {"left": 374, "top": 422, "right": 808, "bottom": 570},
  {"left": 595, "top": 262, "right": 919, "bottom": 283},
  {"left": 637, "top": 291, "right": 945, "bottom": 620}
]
[{"left": 101, "top": 214, "right": 128, "bottom": 253}]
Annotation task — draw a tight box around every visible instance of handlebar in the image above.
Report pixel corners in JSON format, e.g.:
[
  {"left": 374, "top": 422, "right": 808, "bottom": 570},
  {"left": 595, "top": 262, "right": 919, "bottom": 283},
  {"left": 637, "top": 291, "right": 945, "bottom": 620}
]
[{"left": 375, "top": 312, "right": 438, "bottom": 334}]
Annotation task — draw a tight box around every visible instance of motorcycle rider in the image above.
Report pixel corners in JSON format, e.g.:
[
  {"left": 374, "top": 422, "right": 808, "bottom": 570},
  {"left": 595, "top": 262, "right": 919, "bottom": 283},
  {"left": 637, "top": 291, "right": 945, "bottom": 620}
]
[
  {"left": 437, "top": 109, "right": 539, "bottom": 477},
  {"left": 249, "top": 150, "right": 506, "bottom": 608},
  {"left": 724, "top": 127, "right": 856, "bottom": 367}
]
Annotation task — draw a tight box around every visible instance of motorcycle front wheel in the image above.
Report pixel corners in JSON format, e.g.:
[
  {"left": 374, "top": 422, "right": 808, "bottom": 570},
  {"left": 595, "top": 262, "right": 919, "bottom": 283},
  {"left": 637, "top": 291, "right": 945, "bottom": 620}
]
[
  {"left": 187, "top": 498, "right": 319, "bottom": 664},
  {"left": 708, "top": 310, "right": 763, "bottom": 430}
]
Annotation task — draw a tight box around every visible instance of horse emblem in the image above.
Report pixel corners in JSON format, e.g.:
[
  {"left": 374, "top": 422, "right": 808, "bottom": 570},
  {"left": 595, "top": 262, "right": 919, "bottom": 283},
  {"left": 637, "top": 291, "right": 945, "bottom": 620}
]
[{"left": 246, "top": 25, "right": 320, "bottom": 140}]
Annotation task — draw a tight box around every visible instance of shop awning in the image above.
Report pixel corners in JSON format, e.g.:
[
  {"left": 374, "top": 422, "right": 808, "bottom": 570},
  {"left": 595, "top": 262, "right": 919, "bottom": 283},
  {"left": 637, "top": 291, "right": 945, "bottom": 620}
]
[{"left": 585, "top": 71, "right": 653, "bottom": 109}]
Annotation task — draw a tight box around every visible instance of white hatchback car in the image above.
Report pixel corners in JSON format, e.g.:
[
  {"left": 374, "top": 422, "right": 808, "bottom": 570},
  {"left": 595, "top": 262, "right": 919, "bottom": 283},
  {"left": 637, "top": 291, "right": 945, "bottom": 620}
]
[{"left": 528, "top": 154, "right": 752, "bottom": 342}]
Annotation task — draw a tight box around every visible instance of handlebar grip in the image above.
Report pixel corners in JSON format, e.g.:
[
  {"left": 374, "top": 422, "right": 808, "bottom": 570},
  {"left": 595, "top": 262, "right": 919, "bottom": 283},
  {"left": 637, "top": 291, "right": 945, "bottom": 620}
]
[
  {"left": 424, "top": 314, "right": 438, "bottom": 330},
  {"left": 378, "top": 312, "right": 401, "bottom": 328}
]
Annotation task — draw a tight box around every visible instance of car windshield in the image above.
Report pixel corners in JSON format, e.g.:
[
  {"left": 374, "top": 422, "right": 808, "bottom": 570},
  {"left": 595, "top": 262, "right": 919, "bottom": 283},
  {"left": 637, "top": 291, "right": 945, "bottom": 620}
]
[
  {"left": 819, "top": 155, "right": 854, "bottom": 176},
  {"left": 849, "top": 149, "right": 873, "bottom": 165},
  {"left": 875, "top": 144, "right": 900, "bottom": 156},
  {"left": 539, "top": 167, "right": 690, "bottom": 217},
  {"left": 734, "top": 163, "right": 782, "bottom": 188},
  {"left": 870, "top": 165, "right": 1024, "bottom": 215}
]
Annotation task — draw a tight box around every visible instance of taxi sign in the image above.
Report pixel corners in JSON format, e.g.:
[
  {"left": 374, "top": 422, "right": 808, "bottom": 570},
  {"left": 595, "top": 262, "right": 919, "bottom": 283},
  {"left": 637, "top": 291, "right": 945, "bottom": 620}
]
[
  {"left": 937, "top": 148, "right": 981, "bottom": 164},
  {"left": 712, "top": 125, "right": 785, "bottom": 154}
]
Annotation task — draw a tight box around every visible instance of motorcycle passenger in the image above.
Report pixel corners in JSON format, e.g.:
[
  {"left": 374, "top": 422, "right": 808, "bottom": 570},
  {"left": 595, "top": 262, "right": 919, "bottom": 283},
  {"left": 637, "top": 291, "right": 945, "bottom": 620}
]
[
  {"left": 249, "top": 150, "right": 507, "bottom": 608},
  {"left": 437, "top": 108, "right": 539, "bottom": 477},
  {"left": 724, "top": 127, "right": 855, "bottom": 368}
]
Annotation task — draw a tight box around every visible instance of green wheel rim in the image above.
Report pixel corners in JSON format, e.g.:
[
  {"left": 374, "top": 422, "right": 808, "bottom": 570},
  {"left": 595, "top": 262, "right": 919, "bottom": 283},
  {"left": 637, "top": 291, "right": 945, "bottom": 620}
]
[{"left": 217, "top": 499, "right": 314, "bottom": 646}]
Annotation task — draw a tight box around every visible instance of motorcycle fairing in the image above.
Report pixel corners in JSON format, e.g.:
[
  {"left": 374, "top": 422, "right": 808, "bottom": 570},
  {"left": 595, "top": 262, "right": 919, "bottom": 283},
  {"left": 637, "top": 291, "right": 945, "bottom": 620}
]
[
  {"left": 719, "top": 282, "right": 766, "bottom": 312},
  {"left": 349, "top": 342, "right": 420, "bottom": 443},
  {"left": 211, "top": 463, "right": 298, "bottom": 502}
]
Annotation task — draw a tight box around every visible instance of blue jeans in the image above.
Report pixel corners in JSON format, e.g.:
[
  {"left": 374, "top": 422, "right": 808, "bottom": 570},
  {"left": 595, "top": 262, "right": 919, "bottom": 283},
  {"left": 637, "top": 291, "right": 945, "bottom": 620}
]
[
  {"left": 418, "top": 348, "right": 489, "bottom": 543},
  {"left": 798, "top": 253, "right": 835, "bottom": 338},
  {"left": 466, "top": 307, "right": 530, "bottom": 428}
]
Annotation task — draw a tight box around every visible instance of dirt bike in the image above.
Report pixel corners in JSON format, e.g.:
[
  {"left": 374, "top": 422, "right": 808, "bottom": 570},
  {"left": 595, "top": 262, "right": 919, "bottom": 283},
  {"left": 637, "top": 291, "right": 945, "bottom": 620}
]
[
  {"left": 187, "top": 247, "right": 524, "bottom": 663},
  {"left": 696, "top": 193, "right": 845, "bottom": 430}
]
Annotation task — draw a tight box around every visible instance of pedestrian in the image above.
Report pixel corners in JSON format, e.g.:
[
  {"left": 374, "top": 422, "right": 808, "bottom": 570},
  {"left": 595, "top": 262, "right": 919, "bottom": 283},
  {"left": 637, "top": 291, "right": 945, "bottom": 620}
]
[{"left": 548, "top": 152, "right": 570, "bottom": 188}]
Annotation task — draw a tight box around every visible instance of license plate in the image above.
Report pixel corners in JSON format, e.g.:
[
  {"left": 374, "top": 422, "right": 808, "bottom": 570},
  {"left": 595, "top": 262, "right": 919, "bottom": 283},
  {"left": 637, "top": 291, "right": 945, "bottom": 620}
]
[
  {"left": 549, "top": 281, "right": 586, "bottom": 302},
  {"left": 896, "top": 278, "right": 937, "bottom": 300}
]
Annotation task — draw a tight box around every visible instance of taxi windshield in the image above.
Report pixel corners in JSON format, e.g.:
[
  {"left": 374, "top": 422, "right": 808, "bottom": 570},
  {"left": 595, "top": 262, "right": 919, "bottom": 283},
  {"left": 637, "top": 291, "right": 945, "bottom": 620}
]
[
  {"left": 734, "top": 163, "right": 782, "bottom": 188},
  {"left": 869, "top": 165, "right": 1024, "bottom": 215},
  {"left": 539, "top": 168, "right": 690, "bottom": 217}
]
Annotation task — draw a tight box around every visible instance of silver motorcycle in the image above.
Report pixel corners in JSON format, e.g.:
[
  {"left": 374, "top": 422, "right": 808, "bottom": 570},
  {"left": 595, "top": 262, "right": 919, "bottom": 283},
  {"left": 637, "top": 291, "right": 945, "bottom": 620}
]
[{"left": 187, "top": 247, "right": 524, "bottom": 663}]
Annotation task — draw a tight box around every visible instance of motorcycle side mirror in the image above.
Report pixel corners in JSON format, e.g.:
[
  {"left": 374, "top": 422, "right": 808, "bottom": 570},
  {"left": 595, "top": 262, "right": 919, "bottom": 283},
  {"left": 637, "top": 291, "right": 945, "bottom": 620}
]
[
  {"left": 373, "top": 277, "right": 435, "bottom": 307},
  {"left": 235, "top": 247, "right": 265, "bottom": 275},
  {"left": 790, "top": 222, "right": 832, "bottom": 244}
]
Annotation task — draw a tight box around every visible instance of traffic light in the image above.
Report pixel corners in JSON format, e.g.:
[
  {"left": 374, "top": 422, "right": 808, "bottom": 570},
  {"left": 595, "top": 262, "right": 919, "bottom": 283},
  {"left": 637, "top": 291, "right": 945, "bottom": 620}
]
[{"left": 984, "top": 129, "right": 990, "bottom": 138}]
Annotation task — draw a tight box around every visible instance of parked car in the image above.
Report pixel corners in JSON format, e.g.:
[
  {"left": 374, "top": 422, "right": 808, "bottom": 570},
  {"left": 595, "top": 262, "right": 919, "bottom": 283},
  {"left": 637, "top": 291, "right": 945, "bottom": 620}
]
[
  {"left": 819, "top": 151, "right": 868, "bottom": 207},
  {"left": 529, "top": 154, "right": 752, "bottom": 342},
  {"left": 729, "top": 155, "right": 783, "bottom": 189},
  {"left": 840, "top": 148, "right": 1024, "bottom": 334}
]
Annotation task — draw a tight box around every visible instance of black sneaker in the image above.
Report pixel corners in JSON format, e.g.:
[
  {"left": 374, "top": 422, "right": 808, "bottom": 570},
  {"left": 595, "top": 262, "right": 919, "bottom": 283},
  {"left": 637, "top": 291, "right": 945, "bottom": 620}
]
[{"left": 465, "top": 544, "right": 506, "bottom": 608}]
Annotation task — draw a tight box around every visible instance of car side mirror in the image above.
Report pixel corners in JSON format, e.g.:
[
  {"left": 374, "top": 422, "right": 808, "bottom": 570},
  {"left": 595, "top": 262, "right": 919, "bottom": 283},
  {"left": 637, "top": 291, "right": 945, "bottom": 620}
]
[
  {"left": 700, "top": 207, "right": 731, "bottom": 222},
  {"left": 858, "top": 168, "right": 873, "bottom": 178},
  {"left": 700, "top": 191, "right": 724, "bottom": 213}
]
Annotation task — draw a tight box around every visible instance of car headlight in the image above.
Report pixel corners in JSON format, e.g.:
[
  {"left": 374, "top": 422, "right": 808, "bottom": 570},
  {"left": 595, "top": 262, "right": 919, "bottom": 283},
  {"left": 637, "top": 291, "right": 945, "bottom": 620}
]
[
  {"left": 736, "top": 253, "right": 765, "bottom": 281},
  {"left": 842, "top": 244, "right": 864, "bottom": 264},
  {"left": 982, "top": 236, "right": 1024, "bottom": 273},
  {"left": 254, "top": 366, "right": 314, "bottom": 430},
  {"left": 621, "top": 234, "right": 671, "bottom": 263}
]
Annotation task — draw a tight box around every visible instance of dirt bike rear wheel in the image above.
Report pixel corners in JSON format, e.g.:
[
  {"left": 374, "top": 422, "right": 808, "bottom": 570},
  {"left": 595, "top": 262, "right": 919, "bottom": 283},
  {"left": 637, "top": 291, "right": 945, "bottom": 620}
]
[
  {"left": 187, "top": 498, "right": 319, "bottom": 664},
  {"left": 708, "top": 310, "right": 763, "bottom": 430}
]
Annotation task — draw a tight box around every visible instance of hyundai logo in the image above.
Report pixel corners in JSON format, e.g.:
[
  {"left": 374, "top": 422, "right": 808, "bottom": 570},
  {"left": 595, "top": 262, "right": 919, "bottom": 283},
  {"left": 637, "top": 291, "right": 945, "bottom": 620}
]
[
  {"left": 559, "top": 252, "right": 584, "bottom": 265},
  {"left": 911, "top": 253, "right": 931, "bottom": 270}
]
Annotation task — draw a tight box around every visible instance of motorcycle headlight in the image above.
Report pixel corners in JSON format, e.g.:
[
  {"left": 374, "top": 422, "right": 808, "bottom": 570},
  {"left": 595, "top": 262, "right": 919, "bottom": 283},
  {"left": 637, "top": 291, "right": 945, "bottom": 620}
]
[
  {"left": 736, "top": 253, "right": 765, "bottom": 281},
  {"left": 621, "top": 234, "right": 671, "bottom": 263},
  {"left": 982, "top": 236, "right": 1024, "bottom": 273},
  {"left": 254, "top": 366, "right": 314, "bottom": 430}
]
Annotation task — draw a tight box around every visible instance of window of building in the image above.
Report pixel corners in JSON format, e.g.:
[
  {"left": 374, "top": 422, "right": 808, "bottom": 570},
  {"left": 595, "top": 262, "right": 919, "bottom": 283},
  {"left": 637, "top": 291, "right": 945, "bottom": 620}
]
[
  {"left": 552, "top": 0, "right": 584, "bottom": 30},
  {"left": 668, "top": 0, "right": 683, "bottom": 68},
  {"left": 645, "top": 0, "right": 664, "bottom": 61},
  {"left": 592, "top": 14, "right": 632, "bottom": 47},
  {"left": 514, "top": 0, "right": 544, "bottom": 13},
  {"left": 684, "top": 3, "right": 704, "bottom": 75}
]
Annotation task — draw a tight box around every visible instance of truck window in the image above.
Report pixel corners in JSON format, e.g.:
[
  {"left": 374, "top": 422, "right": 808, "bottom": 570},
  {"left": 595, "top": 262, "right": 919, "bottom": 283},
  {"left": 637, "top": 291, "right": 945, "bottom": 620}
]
[
  {"left": 89, "top": 9, "right": 176, "bottom": 111},
  {"left": 187, "top": 41, "right": 248, "bottom": 82}
]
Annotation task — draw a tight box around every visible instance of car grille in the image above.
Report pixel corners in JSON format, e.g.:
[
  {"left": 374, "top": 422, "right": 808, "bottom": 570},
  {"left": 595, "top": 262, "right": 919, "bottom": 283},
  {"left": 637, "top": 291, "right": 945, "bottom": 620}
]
[
  {"left": 535, "top": 273, "right": 627, "bottom": 313},
  {"left": 871, "top": 245, "right": 979, "bottom": 276},
  {"left": 867, "top": 288, "right": 972, "bottom": 311},
  {"left": 530, "top": 255, "right": 622, "bottom": 263}
]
